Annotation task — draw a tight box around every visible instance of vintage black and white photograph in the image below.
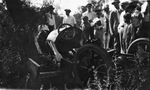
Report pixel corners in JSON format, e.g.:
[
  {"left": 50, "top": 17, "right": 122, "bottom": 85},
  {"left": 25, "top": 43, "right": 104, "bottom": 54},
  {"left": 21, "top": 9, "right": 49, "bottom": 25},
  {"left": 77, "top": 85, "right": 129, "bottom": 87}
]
[{"left": 0, "top": 0, "right": 150, "bottom": 89}]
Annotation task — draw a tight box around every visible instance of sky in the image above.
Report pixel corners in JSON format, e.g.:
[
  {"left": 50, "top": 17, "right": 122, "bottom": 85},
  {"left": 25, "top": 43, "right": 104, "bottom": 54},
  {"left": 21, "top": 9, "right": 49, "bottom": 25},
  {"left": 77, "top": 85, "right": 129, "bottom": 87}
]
[
  {"left": 30, "top": 0, "right": 88, "bottom": 14},
  {"left": 29, "top": 0, "right": 129, "bottom": 14},
  {"left": 55, "top": 0, "right": 88, "bottom": 15},
  {"left": 59, "top": 0, "right": 88, "bottom": 9},
  {"left": 0, "top": 0, "right": 133, "bottom": 14}
]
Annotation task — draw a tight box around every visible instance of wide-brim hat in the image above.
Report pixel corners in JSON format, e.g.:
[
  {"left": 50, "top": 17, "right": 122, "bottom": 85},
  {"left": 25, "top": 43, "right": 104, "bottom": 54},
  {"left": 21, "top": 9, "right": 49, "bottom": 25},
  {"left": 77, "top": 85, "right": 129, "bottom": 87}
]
[
  {"left": 65, "top": 9, "right": 71, "bottom": 12},
  {"left": 112, "top": 0, "right": 120, "bottom": 4},
  {"left": 48, "top": 5, "right": 54, "bottom": 10},
  {"left": 120, "top": 1, "right": 129, "bottom": 6},
  {"left": 86, "top": 3, "right": 92, "bottom": 7},
  {"left": 126, "top": 3, "right": 136, "bottom": 10},
  {"left": 129, "top": 0, "right": 139, "bottom": 5},
  {"left": 129, "top": 0, "right": 139, "bottom": 3},
  {"left": 127, "top": 0, "right": 139, "bottom": 9}
]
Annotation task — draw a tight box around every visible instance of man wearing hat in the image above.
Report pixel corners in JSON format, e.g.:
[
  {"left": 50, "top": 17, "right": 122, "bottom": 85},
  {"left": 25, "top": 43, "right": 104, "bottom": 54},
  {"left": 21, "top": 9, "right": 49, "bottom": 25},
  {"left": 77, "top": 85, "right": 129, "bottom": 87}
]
[
  {"left": 46, "top": 5, "right": 56, "bottom": 32},
  {"left": 82, "top": 3, "right": 97, "bottom": 23},
  {"left": 102, "top": 4, "right": 110, "bottom": 49},
  {"left": 63, "top": 9, "right": 76, "bottom": 26},
  {"left": 82, "top": 3, "right": 97, "bottom": 39},
  {"left": 118, "top": 1, "right": 129, "bottom": 51},
  {"left": 109, "top": 0, "right": 121, "bottom": 53},
  {"left": 92, "top": 9, "right": 106, "bottom": 48}
]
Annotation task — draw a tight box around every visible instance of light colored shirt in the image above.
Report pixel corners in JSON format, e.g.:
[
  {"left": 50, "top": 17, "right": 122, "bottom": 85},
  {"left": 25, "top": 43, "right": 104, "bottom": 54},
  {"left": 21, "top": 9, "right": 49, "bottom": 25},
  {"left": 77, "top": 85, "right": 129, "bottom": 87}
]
[
  {"left": 63, "top": 15, "right": 76, "bottom": 26},
  {"left": 141, "top": 1, "right": 148, "bottom": 13},
  {"left": 92, "top": 17, "right": 104, "bottom": 47},
  {"left": 118, "top": 11, "right": 126, "bottom": 32},
  {"left": 82, "top": 11, "right": 97, "bottom": 22},
  {"left": 120, "top": 11, "right": 126, "bottom": 25},
  {"left": 109, "top": 8, "right": 120, "bottom": 35}
]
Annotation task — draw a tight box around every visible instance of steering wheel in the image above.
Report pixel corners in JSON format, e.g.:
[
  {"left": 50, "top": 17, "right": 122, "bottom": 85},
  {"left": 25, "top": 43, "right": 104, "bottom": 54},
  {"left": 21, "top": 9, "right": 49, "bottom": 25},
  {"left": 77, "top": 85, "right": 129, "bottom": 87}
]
[
  {"left": 57, "top": 23, "right": 76, "bottom": 40},
  {"left": 57, "top": 23, "right": 73, "bottom": 34}
]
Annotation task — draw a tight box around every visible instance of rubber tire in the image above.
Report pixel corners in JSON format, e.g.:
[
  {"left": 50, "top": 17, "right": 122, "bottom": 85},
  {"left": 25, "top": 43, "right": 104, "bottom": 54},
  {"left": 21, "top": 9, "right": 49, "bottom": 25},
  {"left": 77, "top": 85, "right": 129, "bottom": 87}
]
[
  {"left": 74, "top": 44, "right": 113, "bottom": 88},
  {"left": 127, "top": 38, "right": 150, "bottom": 90},
  {"left": 127, "top": 38, "right": 150, "bottom": 54}
]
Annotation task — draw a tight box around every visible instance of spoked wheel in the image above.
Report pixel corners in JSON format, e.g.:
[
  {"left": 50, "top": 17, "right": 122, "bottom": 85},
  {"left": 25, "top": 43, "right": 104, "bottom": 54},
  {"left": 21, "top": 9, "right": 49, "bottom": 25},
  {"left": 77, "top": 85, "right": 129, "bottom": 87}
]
[
  {"left": 127, "top": 38, "right": 150, "bottom": 90},
  {"left": 127, "top": 38, "right": 150, "bottom": 70},
  {"left": 127, "top": 38, "right": 150, "bottom": 54},
  {"left": 57, "top": 23, "right": 72, "bottom": 34},
  {"left": 74, "top": 44, "right": 112, "bottom": 89}
]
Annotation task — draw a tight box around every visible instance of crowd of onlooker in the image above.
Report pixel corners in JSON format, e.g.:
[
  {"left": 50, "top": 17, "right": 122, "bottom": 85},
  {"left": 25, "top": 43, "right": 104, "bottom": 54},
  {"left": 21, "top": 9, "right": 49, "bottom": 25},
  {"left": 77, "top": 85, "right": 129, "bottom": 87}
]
[
  {"left": 80, "top": 0, "right": 150, "bottom": 53},
  {"left": 38, "top": 0, "right": 150, "bottom": 55}
]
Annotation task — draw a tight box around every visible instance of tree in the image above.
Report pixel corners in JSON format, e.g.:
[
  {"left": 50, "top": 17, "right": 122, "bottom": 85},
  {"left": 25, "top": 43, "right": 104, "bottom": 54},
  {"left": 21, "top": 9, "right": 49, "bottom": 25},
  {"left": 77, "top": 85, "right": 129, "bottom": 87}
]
[
  {"left": 0, "top": 0, "right": 43, "bottom": 88},
  {"left": 0, "top": 0, "right": 66, "bottom": 88}
]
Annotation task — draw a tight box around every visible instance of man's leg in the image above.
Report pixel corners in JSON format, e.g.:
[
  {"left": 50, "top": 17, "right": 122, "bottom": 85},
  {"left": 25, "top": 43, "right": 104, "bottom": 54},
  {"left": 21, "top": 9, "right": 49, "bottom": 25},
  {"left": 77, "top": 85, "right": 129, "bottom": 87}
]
[
  {"left": 109, "top": 35, "right": 114, "bottom": 49},
  {"left": 114, "top": 33, "right": 121, "bottom": 54},
  {"left": 118, "top": 28, "right": 124, "bottom": 53},
  {"left": 89, "top": 27, "right": 95, "bottom": 40},
  {"left": 106, "top": 33, "right": 110, "bottom": 49}
]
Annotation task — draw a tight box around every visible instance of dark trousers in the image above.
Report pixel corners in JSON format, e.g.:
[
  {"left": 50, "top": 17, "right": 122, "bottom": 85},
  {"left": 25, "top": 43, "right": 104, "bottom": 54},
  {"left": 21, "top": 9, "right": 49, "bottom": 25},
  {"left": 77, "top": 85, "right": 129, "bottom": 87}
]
[
  {"left": 109, "top": 33, "right": 120, "bottom": 53},
  {"left": 137, "top": 22, "right": 150, "bottom": 38},
  {"left": 84, "top": 30, "right": 91, "bottom": 40},
  {"left": 89, "top": 26, "right": 94, "bottom": 40},
  {"left": 109, "top": 35, "right": 114, "bottom": 49}
]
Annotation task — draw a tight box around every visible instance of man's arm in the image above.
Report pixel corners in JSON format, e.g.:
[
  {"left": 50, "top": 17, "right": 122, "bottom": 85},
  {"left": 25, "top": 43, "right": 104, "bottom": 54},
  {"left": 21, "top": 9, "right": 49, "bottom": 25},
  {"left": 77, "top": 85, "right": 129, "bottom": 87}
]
[
  {"left": 62, "top": 16, "right": 65, "bottom": 24},
  {"left": 73, "top": 16, "right": 77, "bottom": 26},
  {"left": 34, "top": 34, "right": 42, "bottom": 54},
  {"left": 129, "top": 24, "right": 135, "bottom": 44},
  {"left": 53, "top": 15, "right": 56, "bottom": 29},
  {"left": 109, "top": 11, "right": 115, "bottom": 36}
]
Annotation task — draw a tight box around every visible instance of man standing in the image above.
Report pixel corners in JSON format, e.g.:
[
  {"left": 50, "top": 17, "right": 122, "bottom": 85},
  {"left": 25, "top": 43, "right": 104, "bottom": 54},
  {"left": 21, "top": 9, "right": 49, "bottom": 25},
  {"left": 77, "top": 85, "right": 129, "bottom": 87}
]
[
  {"left": 118, "top": 1, "right": 129, "bottom": 53},
  {"left": 92, "top": 9, "right": 105, "bottom": 48},
  {"left": 109, "top": 0, "right": 121, "bottom": 53},
  {"left": 102, "top": 4, "right": 110, "bottom": 49},
  {"left": 82, "top": 3, "right": 97, "bottom": 23},
  {"left": 82, "top": 3, "right": 97, "bottom": 39},
  {"left": 118, "top": 1, "right": 129, "bottom": 28},
  {"left": 46, "top": 5, "right": 56, "bottom": 32},
  {"left": 63, "top": 9, "right": 77, "bottom": 27}
]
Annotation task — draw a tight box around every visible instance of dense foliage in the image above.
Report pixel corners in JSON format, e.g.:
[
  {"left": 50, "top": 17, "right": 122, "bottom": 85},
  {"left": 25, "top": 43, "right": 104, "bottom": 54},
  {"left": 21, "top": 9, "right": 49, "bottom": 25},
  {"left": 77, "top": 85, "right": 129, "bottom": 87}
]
[
  {"left": 0, "top": 0, "right": 66, "bottom": 88},
  {"left": 0, "top": 0, "right": 46, "bottom": 87},
  {"left": 0, "top": 3, "right": 22, "bottom": 87}
]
